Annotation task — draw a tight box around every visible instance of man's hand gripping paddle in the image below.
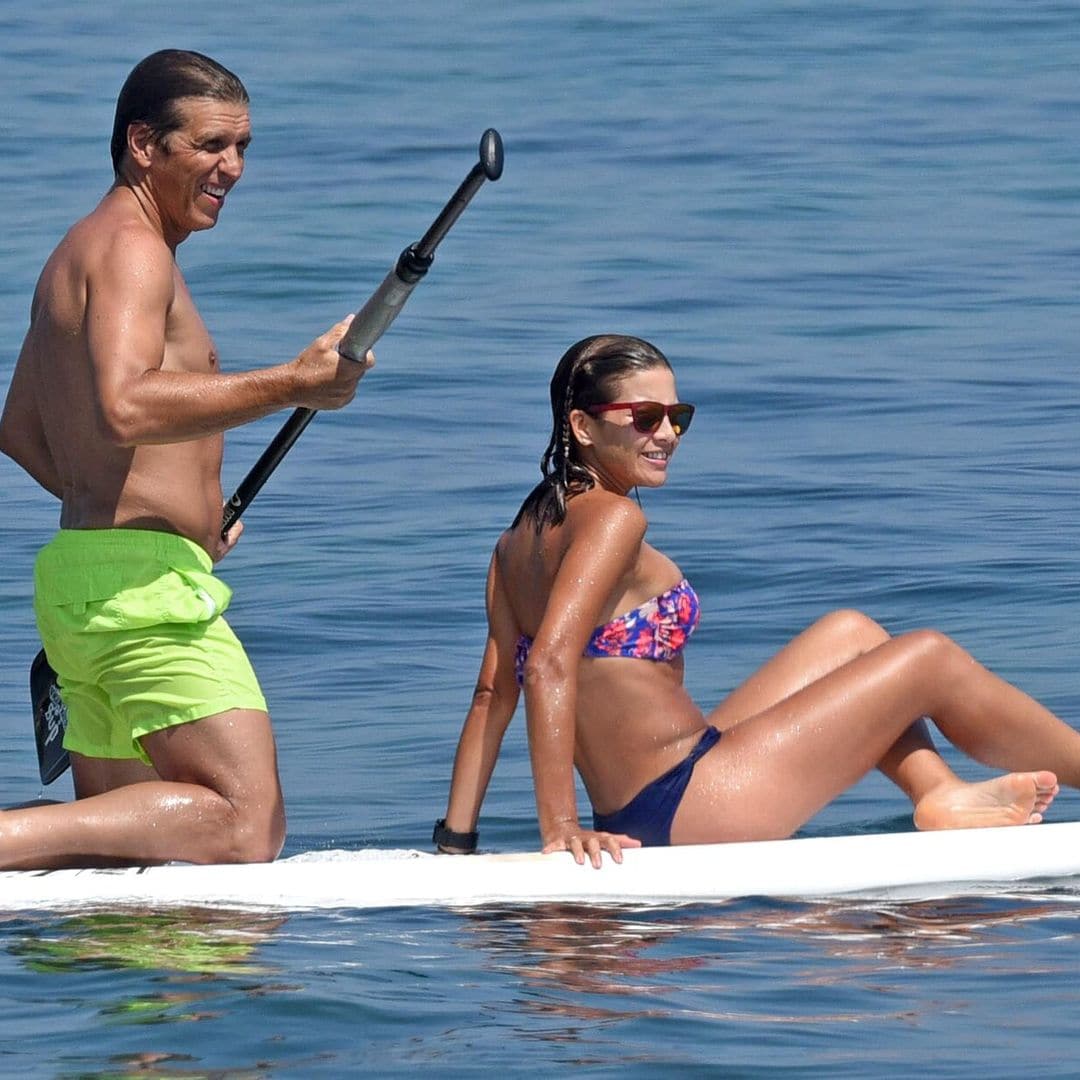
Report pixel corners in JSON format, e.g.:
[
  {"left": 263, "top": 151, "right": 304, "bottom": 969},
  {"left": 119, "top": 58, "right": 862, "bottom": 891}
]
[{"left": 31, "top": 129, "right": 504, "bottom": 786}]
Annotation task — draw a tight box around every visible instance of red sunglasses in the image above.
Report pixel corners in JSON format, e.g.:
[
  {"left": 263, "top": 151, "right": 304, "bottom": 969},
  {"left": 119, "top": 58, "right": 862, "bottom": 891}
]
[{"left": 586, "top": 400, "right": 695, "bottom": 436}]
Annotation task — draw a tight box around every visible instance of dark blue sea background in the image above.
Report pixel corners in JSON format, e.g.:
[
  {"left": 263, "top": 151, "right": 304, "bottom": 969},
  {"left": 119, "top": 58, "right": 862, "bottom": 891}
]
[{"left": 2, "top": 2, "right": 1080, "bottom": 1075}]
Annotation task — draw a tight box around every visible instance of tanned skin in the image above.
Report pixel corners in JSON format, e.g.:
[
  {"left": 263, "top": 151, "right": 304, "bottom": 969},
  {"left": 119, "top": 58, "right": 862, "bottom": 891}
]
[{"left": 0, "top": 95, "right": 372, "bottom": 869}]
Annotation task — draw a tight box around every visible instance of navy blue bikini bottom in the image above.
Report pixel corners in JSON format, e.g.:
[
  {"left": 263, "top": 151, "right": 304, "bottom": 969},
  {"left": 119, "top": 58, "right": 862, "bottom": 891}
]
[{"left": 592, "top": 725, "right": 722, "bottom": 846}]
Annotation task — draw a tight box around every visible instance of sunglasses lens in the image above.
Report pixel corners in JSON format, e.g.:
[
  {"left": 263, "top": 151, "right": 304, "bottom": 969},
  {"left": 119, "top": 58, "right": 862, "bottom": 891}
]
[
  {"left": 671, "top": 404, "right": 694, "bottom": 435},
  {"left": 631, "top": 403, "right": 665, "bottom": 433}
]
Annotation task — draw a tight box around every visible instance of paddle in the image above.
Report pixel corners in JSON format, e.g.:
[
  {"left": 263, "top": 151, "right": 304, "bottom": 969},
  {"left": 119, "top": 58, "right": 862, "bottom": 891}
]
[{"left": 31, "top": 128, "right": 504, "bottom": 785}]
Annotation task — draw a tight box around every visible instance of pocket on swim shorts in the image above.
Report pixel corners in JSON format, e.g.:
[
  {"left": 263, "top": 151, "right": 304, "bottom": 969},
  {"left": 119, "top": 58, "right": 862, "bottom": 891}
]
[{"left": 71, "top": 566, "right": 233, "bottom": 633}]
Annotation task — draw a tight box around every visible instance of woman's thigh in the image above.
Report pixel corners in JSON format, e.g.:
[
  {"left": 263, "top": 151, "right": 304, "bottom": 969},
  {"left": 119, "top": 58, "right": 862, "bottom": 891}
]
[
  {"left": 676, "top": 631, "right": 945, "bottom": 843},
  {"left": 707, "top": 609, "right": 890, "bottom": 732}
]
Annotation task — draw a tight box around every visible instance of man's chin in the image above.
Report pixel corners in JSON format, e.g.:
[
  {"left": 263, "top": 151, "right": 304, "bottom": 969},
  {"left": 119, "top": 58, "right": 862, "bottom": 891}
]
[{"left": 191, "top": 200, "right": 225, "bottom": 230}]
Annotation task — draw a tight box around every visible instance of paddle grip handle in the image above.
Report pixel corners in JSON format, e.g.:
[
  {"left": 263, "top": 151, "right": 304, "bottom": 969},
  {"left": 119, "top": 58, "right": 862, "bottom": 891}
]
[{"left": 337, "top": 245, "right": 432, "bottom": 362}]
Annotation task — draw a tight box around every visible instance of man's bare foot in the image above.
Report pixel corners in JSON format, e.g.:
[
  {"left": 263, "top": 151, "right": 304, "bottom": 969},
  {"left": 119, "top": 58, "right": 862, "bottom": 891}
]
[{"left": 913, "top": 770, "right": 1059, "bottom": 830}]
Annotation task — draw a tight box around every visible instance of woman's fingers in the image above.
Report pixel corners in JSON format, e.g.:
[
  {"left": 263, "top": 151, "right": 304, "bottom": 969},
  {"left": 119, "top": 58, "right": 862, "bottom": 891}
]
[{"left": 542, "top": 829, "right": 642, "bottom": 868}]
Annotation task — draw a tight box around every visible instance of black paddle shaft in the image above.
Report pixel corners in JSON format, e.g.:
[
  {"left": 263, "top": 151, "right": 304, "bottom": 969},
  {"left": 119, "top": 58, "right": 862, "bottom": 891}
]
[{"left": 220, "top": 128, "right": 504, "bottom": 535}]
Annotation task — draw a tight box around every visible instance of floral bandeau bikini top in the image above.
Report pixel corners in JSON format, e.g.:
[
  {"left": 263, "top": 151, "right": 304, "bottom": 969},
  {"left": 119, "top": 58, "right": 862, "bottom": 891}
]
[{"left": 514, "top": 578, "right": 701, "bottom": 687}]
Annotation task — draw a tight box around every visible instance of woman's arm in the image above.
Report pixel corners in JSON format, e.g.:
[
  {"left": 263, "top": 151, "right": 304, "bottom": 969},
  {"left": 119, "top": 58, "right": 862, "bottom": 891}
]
[
  {"left": 522, "top": 494, "right": 647, "bottom": 865},
  {"left": 439, "top": 550, "right": 522, "bottom": 851}
]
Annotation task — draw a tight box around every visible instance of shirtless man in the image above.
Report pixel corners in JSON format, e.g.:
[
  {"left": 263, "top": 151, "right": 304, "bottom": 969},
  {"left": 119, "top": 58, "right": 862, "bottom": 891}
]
[{"left": 0, "top": 49, "right": 370, "bottom": 869}]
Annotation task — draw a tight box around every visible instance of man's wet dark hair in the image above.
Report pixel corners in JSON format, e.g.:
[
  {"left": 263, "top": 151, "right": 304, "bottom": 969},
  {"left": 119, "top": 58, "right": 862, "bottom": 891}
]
[{"left": 110, "top": 49, "right": 249, "bottom": 176}]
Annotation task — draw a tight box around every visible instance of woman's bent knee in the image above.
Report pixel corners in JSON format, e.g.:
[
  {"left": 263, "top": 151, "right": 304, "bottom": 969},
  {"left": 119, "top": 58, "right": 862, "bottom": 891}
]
[
  {"left": 899, "top": 627, "right": 956, "bottom": 656},
  {"left": 894, "top": 628, "right": 970, "bottom": 679},
  {"left": 816, "top": 608, "right": 889, "bottom": 650}
]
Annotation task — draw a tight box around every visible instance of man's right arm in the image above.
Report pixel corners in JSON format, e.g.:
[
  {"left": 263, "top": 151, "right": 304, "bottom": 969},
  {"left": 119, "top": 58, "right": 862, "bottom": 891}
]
[
  {"left": 0, "top": 339, "right": 62, "bottom": 498},
  {"left": 89, "top": 230, "right": 368, "bottom": 447}
]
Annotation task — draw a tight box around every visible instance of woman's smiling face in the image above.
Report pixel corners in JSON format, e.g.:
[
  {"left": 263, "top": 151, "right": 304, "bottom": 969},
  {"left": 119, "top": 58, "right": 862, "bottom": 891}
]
[{"left": 571, "top": 365, "right": 686, "bottom": 494}]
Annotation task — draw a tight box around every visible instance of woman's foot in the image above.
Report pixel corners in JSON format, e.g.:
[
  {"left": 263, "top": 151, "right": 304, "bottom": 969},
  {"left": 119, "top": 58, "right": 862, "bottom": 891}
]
[{"left": 913, "top": 770, "right": 1059, "bottom": 830}]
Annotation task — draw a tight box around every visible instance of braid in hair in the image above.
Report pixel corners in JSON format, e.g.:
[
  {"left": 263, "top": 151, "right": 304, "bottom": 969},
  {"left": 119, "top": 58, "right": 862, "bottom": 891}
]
[{"left": 553, "top": 371, "right": 591, "bottom": 521}]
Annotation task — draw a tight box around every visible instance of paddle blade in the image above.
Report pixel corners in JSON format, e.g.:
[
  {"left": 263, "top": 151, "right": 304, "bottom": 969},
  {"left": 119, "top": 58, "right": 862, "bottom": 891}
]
[{"left": 31, "top": 650, "right": 71, "bottom": 785}]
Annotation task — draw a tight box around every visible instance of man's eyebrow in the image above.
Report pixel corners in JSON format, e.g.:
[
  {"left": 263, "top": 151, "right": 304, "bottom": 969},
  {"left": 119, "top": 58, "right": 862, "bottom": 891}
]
[{"left": 196, "top": 129, "right": 253, "bottom": 145}]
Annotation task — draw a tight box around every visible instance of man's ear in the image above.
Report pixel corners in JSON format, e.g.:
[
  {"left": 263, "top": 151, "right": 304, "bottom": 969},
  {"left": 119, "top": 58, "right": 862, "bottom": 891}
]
[
  {"left": 126, "top": 122, "right": 158, "bottom": 170},
  {"left": 568, "top": 408, "right": 594, "bottom": 448}
]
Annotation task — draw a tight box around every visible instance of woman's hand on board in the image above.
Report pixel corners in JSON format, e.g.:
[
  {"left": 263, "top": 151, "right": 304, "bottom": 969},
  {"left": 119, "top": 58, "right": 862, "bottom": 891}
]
[{"left": 542, "top": 823, "right": 642, "bottom": 868}]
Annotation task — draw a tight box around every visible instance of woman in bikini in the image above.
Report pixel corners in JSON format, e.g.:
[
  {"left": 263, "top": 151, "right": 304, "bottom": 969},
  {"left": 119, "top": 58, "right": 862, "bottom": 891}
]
[{"left": 435, "top": 334, "right": 1080, "bottom": 866}]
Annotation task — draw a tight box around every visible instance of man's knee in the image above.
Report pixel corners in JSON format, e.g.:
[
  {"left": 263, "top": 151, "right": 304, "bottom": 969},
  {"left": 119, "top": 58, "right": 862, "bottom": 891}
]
[{"left": 226, "top": 798, "right": 286, "bottom": 863}]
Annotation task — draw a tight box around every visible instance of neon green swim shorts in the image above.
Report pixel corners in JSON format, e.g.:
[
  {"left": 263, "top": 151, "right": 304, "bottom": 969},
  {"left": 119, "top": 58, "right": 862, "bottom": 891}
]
[{"left": 34, "top": 528, "right": 268, "bottom": 765}]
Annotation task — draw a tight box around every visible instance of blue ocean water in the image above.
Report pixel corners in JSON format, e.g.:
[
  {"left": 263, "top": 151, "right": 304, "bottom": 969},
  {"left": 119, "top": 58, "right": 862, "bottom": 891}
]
[{"left": 2, "top": 1, "right": 1080, "bottom": 1074}]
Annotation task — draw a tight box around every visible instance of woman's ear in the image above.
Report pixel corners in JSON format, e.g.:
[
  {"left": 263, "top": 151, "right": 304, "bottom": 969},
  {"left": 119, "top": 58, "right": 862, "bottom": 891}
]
[{"left": 568, "top": 408, "right": 595, "bottom": 448}]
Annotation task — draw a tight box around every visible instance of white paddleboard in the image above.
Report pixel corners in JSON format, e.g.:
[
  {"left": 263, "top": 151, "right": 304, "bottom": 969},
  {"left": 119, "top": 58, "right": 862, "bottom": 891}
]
[{"left": 3, "top": 821, "right": 1079, "bottom": 913}]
